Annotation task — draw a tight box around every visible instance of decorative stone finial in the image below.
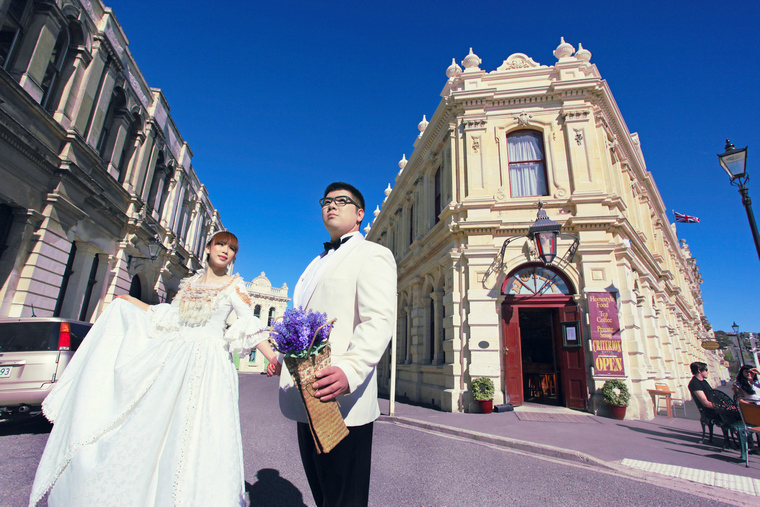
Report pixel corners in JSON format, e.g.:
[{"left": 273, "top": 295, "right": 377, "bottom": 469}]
[
  {"left": 398, "top": 154, "right": 407, "bottom": 175},
  {"left": 374, "top": 205, "right": 380, "bottom": 217},
  {"left": 553, "top": 37, "right": 575, "bottom": 60},
  {"left": 575, "top": 42, "right": 591, "bottom": 62},
  {"left": 384, "top": 184, "right": 392, "bottom": 197},
  {"left": 417, "top": 115, "right": 428, "bottom": 134},
  {"left": 446, "top": 57, "right": 462, "bottom": 78},
  {"left": 462, "top": 47, "right": 482, "bottom": 70},
  {"left": 364, "top": 224, "right": 372, "bottom": 234}
]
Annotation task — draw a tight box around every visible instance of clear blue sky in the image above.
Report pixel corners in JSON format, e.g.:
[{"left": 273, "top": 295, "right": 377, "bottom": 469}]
[{"left": 106, "top": 0, "right": 760, "bottom": 334}]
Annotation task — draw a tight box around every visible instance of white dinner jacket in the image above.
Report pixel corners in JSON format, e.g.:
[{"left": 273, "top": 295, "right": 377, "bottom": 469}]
[{"left": 279, "top": 235, "right": 396, "bottom": 427}]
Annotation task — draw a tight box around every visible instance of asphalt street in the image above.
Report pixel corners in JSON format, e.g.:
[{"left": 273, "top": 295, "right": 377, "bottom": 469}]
[{"left": 0, "top": 373, "right": 744, "bottom": 506}]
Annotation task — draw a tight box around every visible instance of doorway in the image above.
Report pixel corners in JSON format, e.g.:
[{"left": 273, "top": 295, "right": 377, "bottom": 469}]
[
  {"left": 501, "top": 265, "right": 589, "bottom": 410},
  {"left": 520, "top": 308, "right": 561, "bottom": 405}
]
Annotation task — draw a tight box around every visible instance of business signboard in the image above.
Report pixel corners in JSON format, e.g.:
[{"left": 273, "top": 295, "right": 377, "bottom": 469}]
[{"left": 588, "top": 291, "right": 624, "bottom": 377}]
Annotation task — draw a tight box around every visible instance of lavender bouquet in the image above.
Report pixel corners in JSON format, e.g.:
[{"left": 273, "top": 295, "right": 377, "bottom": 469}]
[
  {"left": 270, "top": 307, "right": 333, "bottom": 358},
  {"left": 270, "top": 307, "right": 347, "bottom": 453}
]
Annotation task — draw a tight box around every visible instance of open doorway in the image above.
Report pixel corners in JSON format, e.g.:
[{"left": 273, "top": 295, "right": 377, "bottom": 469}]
[{"left": 520, "top": 308, "right": 561, "bottom": 405}]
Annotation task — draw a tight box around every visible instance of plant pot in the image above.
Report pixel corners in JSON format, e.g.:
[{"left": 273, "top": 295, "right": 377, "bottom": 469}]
[
  {"left": 608, "top": 403, "right": 627, "bottom": 420},
  {"left": 478, "top": 399, "right": 493, "bottom": 414}
]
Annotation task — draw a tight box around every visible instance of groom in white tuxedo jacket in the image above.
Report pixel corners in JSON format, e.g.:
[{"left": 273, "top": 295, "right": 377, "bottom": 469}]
[{"left": 279, "top": 182, "right": 396, "bottom": 507}]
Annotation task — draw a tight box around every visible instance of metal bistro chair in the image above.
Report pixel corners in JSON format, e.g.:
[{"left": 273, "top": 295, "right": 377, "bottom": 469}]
[
  {"left": 690, "top": 388, "right": 718, "bottom": 444},
  {"left": 738, "top": 401, "right": 760, "bottom": 468},
  {"left": 709, "top": 390, "right": 747, "bottom": 460}
]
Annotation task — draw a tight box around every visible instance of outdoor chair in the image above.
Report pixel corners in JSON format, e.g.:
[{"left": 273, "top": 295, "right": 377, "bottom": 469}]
[
  {"left": 709, "top": 390, "right": 747, "bottom": 460},
  {"left": 654, "top": 382, "right": 687, "bottom": 418},
  {"left": 693, "top": 403, "right": 718, "bottom": 444},
  {"left": 738, "top": 401, "right": 760, "bottom": 468}
]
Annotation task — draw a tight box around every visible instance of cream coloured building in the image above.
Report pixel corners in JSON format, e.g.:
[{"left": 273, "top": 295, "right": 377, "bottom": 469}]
[
  {"left": 367, "top": 39, "right": 714, "bottom": 420},
  {"left": 0, "top": 0, "right": 225, "bottom": 320},
  {"left": 237, "top": 272, "right": 289, "bottom": 373}
]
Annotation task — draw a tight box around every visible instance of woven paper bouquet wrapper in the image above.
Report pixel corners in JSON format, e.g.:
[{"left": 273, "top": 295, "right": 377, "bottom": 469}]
[{"left": 272, "top": 308, "right": 348, "bottom": 453}]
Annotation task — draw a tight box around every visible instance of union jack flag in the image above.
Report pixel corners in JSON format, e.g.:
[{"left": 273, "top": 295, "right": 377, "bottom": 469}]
[{"left": 673, "top": 210, "right": 701, "bottom": 223}]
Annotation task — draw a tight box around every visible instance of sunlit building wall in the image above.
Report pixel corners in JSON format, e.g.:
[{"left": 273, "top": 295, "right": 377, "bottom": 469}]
[
  {"left": 238, "top": 272, "right": 290, "bottom": 373},
  {"left": 367, "top": 40, "right": 714, "bottom": 420},
  {"left": 0, "top": 0, "right": 225, "bottom": 320}
]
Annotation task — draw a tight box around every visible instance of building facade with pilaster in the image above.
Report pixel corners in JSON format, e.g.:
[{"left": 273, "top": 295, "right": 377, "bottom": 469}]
[
  {"left": 0, "top": 0, "right": 224, "bottom": 321},
  {"left": 368, "top": 40, "right": 714, "bottom": 420},
  {"left": 237, "top": 272, "right": 290, "bottom": 373}
]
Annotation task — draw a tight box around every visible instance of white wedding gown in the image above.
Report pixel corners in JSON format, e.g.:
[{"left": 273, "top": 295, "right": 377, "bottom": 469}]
[{"left": 29, "top": 273, "right": 267, "bottom": 506}]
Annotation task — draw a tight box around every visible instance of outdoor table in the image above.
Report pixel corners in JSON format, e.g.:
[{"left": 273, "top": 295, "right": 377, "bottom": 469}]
[{"left": 648, "top": 388, "right": 675, "bottom": 418}]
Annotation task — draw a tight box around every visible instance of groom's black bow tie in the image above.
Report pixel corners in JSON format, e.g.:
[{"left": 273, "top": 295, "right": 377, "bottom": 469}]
[{"left": 323, "top": 236, "right": 351, "bottom": 252}]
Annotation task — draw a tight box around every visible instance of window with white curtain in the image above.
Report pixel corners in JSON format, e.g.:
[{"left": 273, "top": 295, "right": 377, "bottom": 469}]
[{"left": 508, "top": 130, "right": 548, "bottom": 197}]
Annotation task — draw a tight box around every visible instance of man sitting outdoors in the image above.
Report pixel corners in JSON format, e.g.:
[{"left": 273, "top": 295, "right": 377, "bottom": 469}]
[{"left": 688, "top": 361, "right": 719, "bottom": 443}]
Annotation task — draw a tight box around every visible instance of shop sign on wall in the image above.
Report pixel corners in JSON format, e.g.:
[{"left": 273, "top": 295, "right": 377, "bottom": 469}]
[{"left": 588, "top": 291, "right": 625, "bottom": 377}]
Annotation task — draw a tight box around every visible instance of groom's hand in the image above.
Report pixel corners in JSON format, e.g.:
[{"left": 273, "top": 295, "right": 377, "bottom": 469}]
[{"left": 313, "top": 367, "right": 349, "bottom": 401}]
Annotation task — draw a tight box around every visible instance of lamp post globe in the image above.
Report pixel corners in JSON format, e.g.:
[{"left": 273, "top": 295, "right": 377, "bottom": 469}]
[
  {"left": 718, "top": 140, "right": 760, "bottom": 261},
  {"left": 718, "top": 140, "right": 748, "bottom": 182}
]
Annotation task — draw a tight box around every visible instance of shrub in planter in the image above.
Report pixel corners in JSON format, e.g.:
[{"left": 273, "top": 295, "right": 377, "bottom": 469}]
[
  {"left": 471, "top": 377, "right": 495, "bottom": 414},
  {"left": 471, "top": 377, "right": 495, "bottom": 401},
  {"left": 601, "top": 379, "right": 630, "bottom": 406},
  {"left": 601, "top": 379, "right": 630, "bottom": 420}
]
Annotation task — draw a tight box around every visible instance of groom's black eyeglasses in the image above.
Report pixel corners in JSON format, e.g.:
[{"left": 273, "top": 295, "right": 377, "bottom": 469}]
[{"left": 319, "top": 196, "right": 359, "bottom": 208}]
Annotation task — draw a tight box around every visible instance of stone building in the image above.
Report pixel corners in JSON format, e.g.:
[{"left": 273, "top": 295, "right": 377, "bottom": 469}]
[
  {"left": 367, "top": 40, "right": 713, "bottom": 420},
  {"left": 0, "top": 0, "right": 225, "bottom": 321},
  {"left": 237, "top": 272, "right": 290, "bottom": 373}
]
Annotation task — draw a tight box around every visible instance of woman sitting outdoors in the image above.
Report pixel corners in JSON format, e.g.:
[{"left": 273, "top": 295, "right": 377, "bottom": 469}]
[{"left": 733, "top": 365, "right": 760, "bottom": 404}]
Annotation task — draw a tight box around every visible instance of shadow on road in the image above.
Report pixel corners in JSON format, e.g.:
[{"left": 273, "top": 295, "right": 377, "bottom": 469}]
[
  {"left": 0, "top": 415, "right": 52, "bottom": 436},
  {"left": 246, "top": 468, "right": 307, "bottom": 507}
]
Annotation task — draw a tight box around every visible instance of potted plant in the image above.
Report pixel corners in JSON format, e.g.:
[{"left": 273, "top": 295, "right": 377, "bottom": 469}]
[
  {"left": 471, "top": 377, "right": 495, "bottom": 414},
  {"left": 601, "top": 379, "right": 630, "bottom": 420}
]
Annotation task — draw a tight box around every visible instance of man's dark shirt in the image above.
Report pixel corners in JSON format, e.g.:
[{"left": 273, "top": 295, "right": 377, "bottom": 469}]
[{"left": 688, "top": 377, "right": 716, "bottom": 415}]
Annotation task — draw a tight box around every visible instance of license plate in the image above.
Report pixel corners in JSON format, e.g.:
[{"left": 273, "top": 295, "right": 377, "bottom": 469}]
[{"left": 0, "top": 366, "right": 11, "bottom": 378}]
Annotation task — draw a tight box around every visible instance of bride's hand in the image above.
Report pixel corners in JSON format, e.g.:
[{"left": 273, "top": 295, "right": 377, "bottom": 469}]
[{"left": 266, "top": 361, "right": 281, "bottom": 377}]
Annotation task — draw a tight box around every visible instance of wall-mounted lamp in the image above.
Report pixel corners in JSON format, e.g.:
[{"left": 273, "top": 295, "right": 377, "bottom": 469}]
[
  {"left": 127, "top": 236, "right": 161, "bottom": 268},
  {"left": 498, "top": 201, "right": 579, "bottom": 269}
]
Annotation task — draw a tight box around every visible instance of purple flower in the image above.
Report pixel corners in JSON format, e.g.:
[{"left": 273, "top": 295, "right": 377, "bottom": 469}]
[{"left": 271, "top": 307, "right": 333, "bottom": 356}]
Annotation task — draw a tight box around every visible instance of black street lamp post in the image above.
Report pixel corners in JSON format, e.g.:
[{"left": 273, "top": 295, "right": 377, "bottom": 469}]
[
  {"left": 718, "top": 140, "right": 760, "bottom": 261},
  {"left": 731, "top": 321, "right": 747, "bottom": 365}
]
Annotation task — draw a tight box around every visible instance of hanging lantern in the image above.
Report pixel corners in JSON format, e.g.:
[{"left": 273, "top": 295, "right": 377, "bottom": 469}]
[{"left": 527, "top": 203, "right": 562, "bottom": 265}]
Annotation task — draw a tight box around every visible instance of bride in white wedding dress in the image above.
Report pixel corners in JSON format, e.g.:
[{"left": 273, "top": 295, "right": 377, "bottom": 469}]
[{"left": 29, "top": 231, "right": 278, "bottom": 506}]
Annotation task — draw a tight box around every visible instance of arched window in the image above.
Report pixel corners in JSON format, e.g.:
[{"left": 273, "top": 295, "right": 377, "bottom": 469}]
[
  {"left": 253, "top": 304, "right": 261, "bottom": 319},
  {"left": 0, "top": 0, "right": 30, "bottom": 70},
  {"left": 39, "top": 26, "right": 69, "bottom": 110},
  {"left": 502, "top": 266, "right": 571, "bottom": 295},
  {"left": 507, "top": 130, "right": 548, "bottom": 197},
  {"left": 433, "top": 165, "right": 442, "bottom": 223},
  {"left": 408, "top": 203, "right": 414, "bottom": 246},
  {"left": 116, "top": 111, "right": 141, "bottom": 183},
  {"left": 267, "top": 307, "right": 275, "bottom": 326},
  {"left": 96, "top": 88, "right": 127, "bottom": 159},
  {"left": 129, "top": 274, "right": 142, "bottom": 300},
  {"left": 147, "top": 153, "right": 172, "bottom": 215}
]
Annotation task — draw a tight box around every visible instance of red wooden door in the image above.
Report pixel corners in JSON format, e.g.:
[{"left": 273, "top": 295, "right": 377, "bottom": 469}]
[
  {"left": 502, "top": 305, "right": 523, "bottom": 405},
  {"left": 558, "top": 303, "right": 588, "bottom": 410}
]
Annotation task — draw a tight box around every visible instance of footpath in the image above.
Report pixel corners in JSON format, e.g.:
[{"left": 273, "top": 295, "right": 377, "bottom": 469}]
[{"left": 378, "top": 395, "right": 760, "bottom": 503}]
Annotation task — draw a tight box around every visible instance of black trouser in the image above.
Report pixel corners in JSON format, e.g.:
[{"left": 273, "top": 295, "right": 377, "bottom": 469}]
[{"left": 297, "top": 421, "right": 374, "bottom": 507}]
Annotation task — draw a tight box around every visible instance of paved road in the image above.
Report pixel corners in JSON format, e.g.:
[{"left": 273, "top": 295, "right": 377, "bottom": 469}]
[{"left": 1, "top": 374, "right": 746, "bottom": 506}]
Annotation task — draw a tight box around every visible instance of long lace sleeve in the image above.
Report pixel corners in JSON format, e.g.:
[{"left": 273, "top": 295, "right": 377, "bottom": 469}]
[{"left": 224, "top": 280, "right": 268, "bottom": 356}]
